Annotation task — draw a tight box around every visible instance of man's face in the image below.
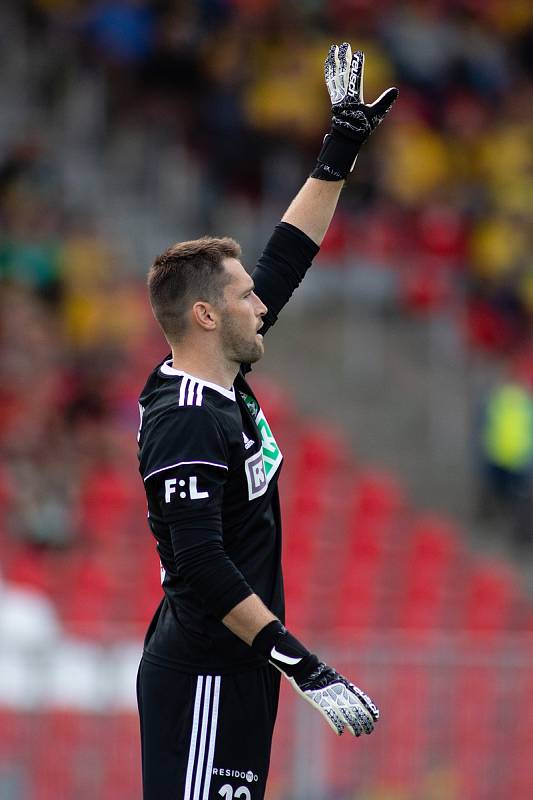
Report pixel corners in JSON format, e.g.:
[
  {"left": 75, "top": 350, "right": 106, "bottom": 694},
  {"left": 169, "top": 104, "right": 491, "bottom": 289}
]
[{"left": 217, "top": 258, "right": 267, "bottom": 365}]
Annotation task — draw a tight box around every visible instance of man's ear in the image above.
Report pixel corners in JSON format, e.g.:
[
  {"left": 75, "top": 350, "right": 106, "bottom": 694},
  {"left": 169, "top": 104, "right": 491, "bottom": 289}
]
[{"left": 192, "top": 300, "right": 217, "bottom": 331}]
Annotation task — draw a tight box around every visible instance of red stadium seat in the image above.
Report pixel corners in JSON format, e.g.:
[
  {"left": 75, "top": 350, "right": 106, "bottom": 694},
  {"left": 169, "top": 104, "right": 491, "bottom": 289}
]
[
  {"left": 293, "top": 425, "right": 350, "bottom": 475},
  {"left": 100, "top": 714, "right": 141, "bottom": 800},
  {"left": 379, "top": 661, "right": 432, "bottom": 791},
  {"left": 78, "top": 465, "right": 134, "bottom": 546},
  {"left": 4, "top": 547, "right": 51, "bottom": 596},
  {"left": 332, "top": 471, "right": 405, "bottom": 636},
  {"left": 461, "top": 560, "right": 523, "bottom": 633},
  {"left": 397, "top": 515, "right": 465, "bottom": 630},
  {"left": 334, "top": 519, "right": 389, "bottom": 632},
  {"left": 451, "top": 638, "right": 515, "bottom": 800},
  {"left": 351, "top": 469, "right": 405, "bottom": 525}
]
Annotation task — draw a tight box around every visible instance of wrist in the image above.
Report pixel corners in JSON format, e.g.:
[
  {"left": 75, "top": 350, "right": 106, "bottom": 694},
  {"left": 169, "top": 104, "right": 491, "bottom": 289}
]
[
  {"left": 311, "top": 129, "right": 361, "bottom": 181},
  {"left": 252, "top": 620, "right": 319, "bottom": 680}
]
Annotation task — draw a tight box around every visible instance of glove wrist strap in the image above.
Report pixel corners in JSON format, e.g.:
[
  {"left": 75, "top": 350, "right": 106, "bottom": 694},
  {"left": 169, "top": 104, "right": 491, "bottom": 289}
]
[
  {"left": 311, "top": 130, "right": 361, "bottom": 181},
  {"left": 252, "top": 621, "right": 319, "bottom": 680}
]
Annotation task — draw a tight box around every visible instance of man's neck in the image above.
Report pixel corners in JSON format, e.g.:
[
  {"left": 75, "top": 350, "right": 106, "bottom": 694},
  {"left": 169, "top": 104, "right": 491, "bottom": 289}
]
[{"left": 170, "top": 348, "right": 238, "bottom": 391}]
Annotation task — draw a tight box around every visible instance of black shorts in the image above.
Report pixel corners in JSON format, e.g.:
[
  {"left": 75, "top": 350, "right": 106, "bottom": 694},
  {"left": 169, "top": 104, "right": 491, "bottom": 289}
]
[{"left": 137, "top": 656, "right": 281, "bottom": 800}]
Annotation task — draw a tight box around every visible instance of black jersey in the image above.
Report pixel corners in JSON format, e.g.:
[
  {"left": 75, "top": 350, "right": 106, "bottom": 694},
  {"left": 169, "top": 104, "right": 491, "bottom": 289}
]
[{"left": 137, "top": 222, "right": 319, "bottom": 674}]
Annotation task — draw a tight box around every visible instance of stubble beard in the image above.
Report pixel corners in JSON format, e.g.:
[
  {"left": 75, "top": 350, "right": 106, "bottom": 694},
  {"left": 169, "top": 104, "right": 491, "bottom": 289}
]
[{"left": 220, "top": 311, "right": 264, "bottom": 365}]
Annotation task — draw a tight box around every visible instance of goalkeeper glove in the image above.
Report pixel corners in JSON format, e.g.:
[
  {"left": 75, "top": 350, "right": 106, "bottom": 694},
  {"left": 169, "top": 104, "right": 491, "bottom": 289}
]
[
  {"left": 252, "top": 620, "right": 379, "bottom": 737},
  {"left": 311, "top": 42, "right": 399, "bottom": 181}
]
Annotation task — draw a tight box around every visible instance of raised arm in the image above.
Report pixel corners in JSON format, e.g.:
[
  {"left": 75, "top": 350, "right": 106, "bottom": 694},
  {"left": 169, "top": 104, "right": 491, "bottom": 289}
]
[
  {"left": 251, "top": 44, "right": 398, "bottom": 337},
  {"left": 281, "top": 177, "right": 344, "bottom": 246}
]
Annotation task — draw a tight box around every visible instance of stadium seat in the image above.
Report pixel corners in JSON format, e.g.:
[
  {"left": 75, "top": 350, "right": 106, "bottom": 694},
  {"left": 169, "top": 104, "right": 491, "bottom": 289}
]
[
  {"left": 350, "top": 469, "right": 405, "bottom": 525},
  {"left": 402, "top": 260, "right": 452, "bottom": 315},
  {"left": 30, "top": 712, "right": 80, "bottom": 800},
  {"left": 334, "top": 516, "right": 396, "bottom": 634},
  {"left": 100, "top": 714, "right": 141, "bottom": 800},
  {"left": 379, "top": 662, "right": 432, "bottom": 791},
  {"left": 292, "top": 425, "right": 350, "bottom": 475},
  {"left": 78, "top": 465, "right": 134, "bottom": 546},
  {"left": 4, "top": 546, "right": 51, "bottom": 596},
  {"left": 332, "top": 471, "right": 405, "bottom": 635},
  {"left": 397, "top": 515, "right": 465, "bottom": 630},
  {"left": 452, "top": 646, "right": 510, "bottom": 800},
  {"left": 461, "top": 560, "right": 524, "bottom": 633}
]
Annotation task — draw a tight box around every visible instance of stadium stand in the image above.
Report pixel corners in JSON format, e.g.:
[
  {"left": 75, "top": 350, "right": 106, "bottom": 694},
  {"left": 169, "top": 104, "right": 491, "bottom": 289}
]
[{"left": 1, "top": 2, "right": 533, "bottom": 798}]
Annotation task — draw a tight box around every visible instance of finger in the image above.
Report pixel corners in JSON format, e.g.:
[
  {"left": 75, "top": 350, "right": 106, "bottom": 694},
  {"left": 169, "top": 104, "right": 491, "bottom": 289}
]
[
  {"left": 325, "top": 44, "right": 336, "bottom": 85},
  {"left": 324, "top": 44, "right": 338, "bottom": 103},
  {"left": 350, "top": 696, "right": 376, "bottom": 734},
  {"left": 351, "top": 686, "right": 380, "bottom": 721},
  {"left": 321, "top": 705, "right": 345, "bottom": 736},
  {"left": 340, "top": 707, "right": 363, "bottom": 737},
  {"left": 338, "top": 41, "right": 351, "bottom": 69},
  {"left": 356, "top": 706, "right": 376, "bottom": 734},
  {"left": 337, "top": 42, "right": 351, "bottom": 103},
  {"left": 333, "top": 45, "right": 345, "bottom": 105},
  {"left": 346, "top": 49, "right": 364, "bottom": 103},
  {"left": 366, "top": 86, "right": 399, "bottom": 129}
]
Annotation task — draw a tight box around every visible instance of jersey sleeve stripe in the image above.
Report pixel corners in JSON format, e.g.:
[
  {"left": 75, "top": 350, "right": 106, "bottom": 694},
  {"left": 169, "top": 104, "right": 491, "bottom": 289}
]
[
  {"left": 178, "top": 377, "right": 189, "bottom": 406},
  {"left": 196, "top": 384, "right": 204, "bottom": 406},
  {"left": 187, "top": 379, "right": 197, "bottom": 406},
  {"left": 143, "top": 460, "right": 229, "bottom": 482}
]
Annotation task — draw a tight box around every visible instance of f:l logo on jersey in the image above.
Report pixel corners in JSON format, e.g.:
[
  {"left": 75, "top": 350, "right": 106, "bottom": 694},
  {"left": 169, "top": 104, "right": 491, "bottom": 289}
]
[{"left": 165, "top": 476, "right": 209, "bottom": 503}]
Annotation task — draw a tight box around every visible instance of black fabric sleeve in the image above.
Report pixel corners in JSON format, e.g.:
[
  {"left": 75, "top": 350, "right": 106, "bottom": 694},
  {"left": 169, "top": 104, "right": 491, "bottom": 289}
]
[
  {"left": 252, "top": 221, "right": 320, "bottom": 336},
  {"left": 168, "top": 528, "right": 253, "bottom": 620},
  {"left": 151, "top": 460, "right": 253, "bottom": 620}
]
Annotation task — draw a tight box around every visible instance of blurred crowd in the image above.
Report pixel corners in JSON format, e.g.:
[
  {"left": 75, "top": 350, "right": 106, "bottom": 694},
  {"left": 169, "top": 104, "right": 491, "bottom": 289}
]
[{"left": 1, "top": 0, "right": 533, "bottom": 562}]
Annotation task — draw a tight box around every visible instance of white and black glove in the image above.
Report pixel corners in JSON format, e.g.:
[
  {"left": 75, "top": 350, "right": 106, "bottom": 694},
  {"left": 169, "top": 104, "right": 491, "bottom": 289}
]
[
  {"left": 311, "top": 42, "right": 399, "bottom": 181},
  {"left": 252, "top": 621, "right": 379, "bottom": 737}
]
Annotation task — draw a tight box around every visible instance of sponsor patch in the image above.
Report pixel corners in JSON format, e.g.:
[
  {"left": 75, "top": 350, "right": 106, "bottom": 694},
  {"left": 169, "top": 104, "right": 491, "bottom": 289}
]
[
  {"left": 240, "top": 393, "right": 283, "bottom": 500},
  {"left": 244, "top": 450, "right": 267, "bottom": 500}
]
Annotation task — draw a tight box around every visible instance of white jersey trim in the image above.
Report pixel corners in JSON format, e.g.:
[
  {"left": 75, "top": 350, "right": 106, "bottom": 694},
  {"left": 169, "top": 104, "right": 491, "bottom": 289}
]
[
  {"left": 144, "top": 460, "right": 228, "bottom": 482},
  {"left": 184, "top": 676, "right": 204, "bottom": 800},
  {"left": 177, "top": 377, "right": 204, "bottom": 407},
  {"left": 184, "top": 675, "right": 221, "bottom": 800},
  {"left": 160, "top": 360, "right": 236, "bottom": 401}
]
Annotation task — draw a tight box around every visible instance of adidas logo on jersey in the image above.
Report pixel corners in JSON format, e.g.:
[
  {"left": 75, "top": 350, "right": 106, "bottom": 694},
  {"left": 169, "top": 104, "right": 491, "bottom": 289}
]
[{"left": 242, "top": 432, "right": 254, "bottom": 450}]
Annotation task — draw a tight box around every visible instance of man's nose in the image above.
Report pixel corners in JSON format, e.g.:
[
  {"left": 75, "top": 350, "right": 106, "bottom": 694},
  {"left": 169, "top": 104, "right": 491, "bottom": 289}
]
[{"left": 254, "top": 293, "right": 267, "bottom": 317}]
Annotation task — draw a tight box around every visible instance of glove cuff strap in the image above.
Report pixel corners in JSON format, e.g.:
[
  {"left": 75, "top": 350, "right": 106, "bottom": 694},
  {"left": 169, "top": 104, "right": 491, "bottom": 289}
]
[
  {"left": 252, "top": 620, "right": 285, "bottom": 659},
  {"left": 252, "top": 621, "right": 318, "bottom": 680},
  {"left": 311, "top": 131, "right": 361, "bottom": 181}
]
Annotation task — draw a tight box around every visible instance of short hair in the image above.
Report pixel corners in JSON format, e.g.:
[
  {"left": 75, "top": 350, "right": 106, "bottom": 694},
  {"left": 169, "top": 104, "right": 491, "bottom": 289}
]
[{"left": 147, "top": 236, "right": 241, "bottom": 342}]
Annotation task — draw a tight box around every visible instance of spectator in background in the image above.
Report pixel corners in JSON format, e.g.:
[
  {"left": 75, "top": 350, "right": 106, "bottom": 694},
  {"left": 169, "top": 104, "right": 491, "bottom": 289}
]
[{"left": 477, "top": 374, "right": 533, "bottom": 548}]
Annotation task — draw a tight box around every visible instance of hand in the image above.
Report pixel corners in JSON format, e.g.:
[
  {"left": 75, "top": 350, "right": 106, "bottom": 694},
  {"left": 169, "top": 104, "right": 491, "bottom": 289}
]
[
  {"left": 311, "top": 42, "right": 398, "bottom": 181},
  {"left": 326, "top": 43, "right": 398, "bottom": 145},
  {"left": 290, "top": 661, "right": 380, "bottom": 737},
  {"left": 252, "top": 621, "right": 380, "bottom": 736}
]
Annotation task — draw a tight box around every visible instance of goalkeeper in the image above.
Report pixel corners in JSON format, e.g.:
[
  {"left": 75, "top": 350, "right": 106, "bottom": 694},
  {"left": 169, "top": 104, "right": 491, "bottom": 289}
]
[{"left": 137, "top": 44, "right": 398, "bottom": 799}]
